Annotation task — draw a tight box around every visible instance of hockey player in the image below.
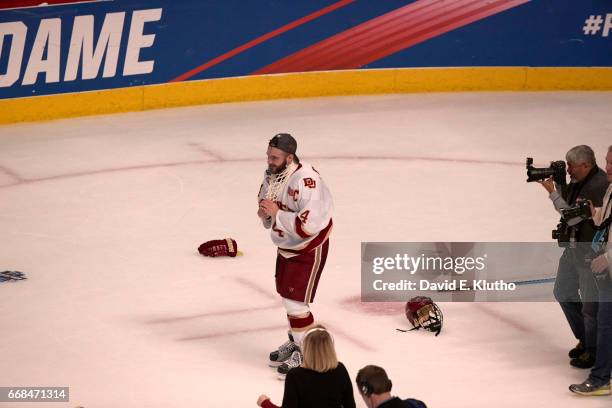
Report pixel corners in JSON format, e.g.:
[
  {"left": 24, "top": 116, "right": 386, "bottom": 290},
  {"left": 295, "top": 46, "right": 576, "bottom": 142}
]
[{"left": 257, "top": 133, "right": 334, "bottom": 378}]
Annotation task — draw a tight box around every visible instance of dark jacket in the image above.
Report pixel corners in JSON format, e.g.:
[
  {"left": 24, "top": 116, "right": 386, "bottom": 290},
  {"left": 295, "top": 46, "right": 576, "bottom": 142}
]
[
  {"left": 378, "top": 396, "right": 427, "bottom": 408},
  {"left": 262, "top": 362, "right": 355, "bottom": 408},
  {"left": 563, "top": 166, "right": 609, "bottom": 242}
]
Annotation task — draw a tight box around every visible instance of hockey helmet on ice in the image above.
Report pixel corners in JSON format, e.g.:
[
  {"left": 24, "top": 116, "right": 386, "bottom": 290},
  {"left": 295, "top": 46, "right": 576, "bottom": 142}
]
[{"left": 405, "top": 296, "right": 443, "bottom": 336}]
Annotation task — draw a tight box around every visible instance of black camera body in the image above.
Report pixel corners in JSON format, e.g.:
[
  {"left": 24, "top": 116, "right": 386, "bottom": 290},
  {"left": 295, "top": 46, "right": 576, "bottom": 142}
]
[
  {"left": 526, "top": 157, "right": 567, "bottom": 186},
  {"left": 552, "top": 203, "right": 591, "bottom": 247},
  {"left": 561, "top": 201, "right": 592, "bottom": 221},
  {"left": 552, "top": 221, "right": 573, "bottom": 247}
]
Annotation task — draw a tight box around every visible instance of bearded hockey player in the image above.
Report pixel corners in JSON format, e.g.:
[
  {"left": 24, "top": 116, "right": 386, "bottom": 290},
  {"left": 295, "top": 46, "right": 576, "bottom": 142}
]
[{"left": 257, "top": 133, "right": 334, "bottom": 378}]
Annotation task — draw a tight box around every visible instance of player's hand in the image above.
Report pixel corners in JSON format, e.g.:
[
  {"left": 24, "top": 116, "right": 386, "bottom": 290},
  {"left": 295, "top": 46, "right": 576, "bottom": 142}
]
[
  {"left": 537, "top": 176, "right": 555, "bottom": 194},
  {"left": 259, "top": 199, "right": 279, "bottom": 217},
  {"left": 257, "top": 200, "right": 269, "bottom": 218},
  {"left": 257, "top": 394, "right": 270, "bottom": 406},
  {"left": 591, "top": 254, "right": 609, "bottom": 275}
]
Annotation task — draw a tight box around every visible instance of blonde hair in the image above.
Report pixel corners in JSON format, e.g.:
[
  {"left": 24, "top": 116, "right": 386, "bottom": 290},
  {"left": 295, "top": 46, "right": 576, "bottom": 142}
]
[{"left": 301, "top": 325, "right": 338, "bottom": 373}]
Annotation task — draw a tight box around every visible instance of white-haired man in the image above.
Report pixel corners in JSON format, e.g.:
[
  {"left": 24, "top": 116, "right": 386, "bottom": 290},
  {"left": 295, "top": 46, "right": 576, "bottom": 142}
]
[{"left": 539, "top": 145, "right": 608, "bottom": 369}]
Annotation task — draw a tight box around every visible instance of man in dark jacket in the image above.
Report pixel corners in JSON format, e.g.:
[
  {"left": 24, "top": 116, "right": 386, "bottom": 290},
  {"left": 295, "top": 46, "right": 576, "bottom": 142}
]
[{"left": 356, "top": 365, "right": 426, "bottom": 408}]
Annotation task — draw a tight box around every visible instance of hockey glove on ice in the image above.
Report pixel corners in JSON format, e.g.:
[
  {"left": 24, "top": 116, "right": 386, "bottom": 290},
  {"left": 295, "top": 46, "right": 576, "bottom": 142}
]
[{"left": 198, "top": 238, "right": 238, "bottom": 257}]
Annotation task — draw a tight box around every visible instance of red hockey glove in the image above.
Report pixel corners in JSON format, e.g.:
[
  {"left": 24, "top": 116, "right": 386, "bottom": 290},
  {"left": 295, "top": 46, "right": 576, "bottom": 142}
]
[{"left": 198, "top": 238, "right": 238, "bottom": 257}]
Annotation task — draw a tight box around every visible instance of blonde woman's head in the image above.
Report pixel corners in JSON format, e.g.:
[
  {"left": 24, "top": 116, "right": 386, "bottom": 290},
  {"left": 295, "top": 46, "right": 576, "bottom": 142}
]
[{"left": 301, "top": 325, "right": 338, "bottom": 373}]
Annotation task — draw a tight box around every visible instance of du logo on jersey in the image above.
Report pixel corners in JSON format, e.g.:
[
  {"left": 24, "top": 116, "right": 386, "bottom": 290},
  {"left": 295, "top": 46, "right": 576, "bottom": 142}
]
[{"left": 0, "top": 8, "right": 162, "bottom": 88}]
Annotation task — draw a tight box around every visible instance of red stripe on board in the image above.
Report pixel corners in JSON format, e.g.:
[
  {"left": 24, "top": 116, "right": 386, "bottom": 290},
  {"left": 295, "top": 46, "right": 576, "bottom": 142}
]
[
  {"left": 254, "top": 0, "right": 529, "bottom": 74},
  {"left": 258, "top": 0, "right": 443, "bottom": 73},
  {"left": 170, "top": 0, "right": 355, "bottom": 83},
  {"left": 310, "top": 0, "right": 489, "bottom": 71},
  {"left": 343, "top": 0, "right": 529, "bottom": 70},
  {"left": 0, "top": 0, "right": 103, "bottom": 9}
]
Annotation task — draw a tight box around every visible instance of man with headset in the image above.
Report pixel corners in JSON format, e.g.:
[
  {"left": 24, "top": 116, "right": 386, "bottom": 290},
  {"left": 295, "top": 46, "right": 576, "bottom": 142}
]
[{"left": 356, "top": 365, "right": 427, "bottom": 408}]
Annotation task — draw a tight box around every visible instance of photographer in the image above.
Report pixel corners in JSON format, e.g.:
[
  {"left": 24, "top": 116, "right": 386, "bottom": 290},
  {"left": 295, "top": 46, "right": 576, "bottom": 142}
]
[
  {"left": 570, "top": 146, "right": 612, "bottom": 396},
  {"left": 539, "top": 145, "right": 608, "bottom": 368}
]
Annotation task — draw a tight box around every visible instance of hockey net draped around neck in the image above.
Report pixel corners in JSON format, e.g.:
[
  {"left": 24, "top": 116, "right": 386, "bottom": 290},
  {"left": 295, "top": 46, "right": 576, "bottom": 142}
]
[{"left": 265, "top": 162, "right": 298, "bottom": 201}]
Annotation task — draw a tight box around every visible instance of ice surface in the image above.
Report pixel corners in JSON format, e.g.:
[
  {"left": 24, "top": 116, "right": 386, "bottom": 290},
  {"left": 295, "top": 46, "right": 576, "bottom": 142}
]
[{"left": 0, "top": 92, "right": 610, "bottom": 407}]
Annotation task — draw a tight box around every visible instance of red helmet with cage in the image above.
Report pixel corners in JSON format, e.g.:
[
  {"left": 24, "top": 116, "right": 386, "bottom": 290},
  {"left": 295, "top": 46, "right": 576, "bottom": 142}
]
[{"left": 405, "top": 296, "right": 443, "bottom": 336}]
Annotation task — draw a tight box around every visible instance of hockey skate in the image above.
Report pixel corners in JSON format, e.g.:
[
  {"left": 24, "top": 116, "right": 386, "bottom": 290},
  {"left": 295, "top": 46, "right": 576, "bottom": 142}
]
[
  {"left": 269, "top": 332, "right": 299, "bottom": 368},
  {"left": 277, "top": 349, "right": 303, "bottom": 380}
]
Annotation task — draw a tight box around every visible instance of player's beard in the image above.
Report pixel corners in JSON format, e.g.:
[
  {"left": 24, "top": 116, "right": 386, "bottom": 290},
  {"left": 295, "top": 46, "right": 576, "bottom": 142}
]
[{"left": 268, "top": 158, "right": 288, "bottom": 175}]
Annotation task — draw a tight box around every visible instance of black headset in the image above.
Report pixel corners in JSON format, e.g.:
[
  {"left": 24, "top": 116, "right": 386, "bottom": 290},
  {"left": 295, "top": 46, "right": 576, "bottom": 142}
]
[
  {"left": 358, "top": 380, "right": 373, "bottom": 396},
  {"left": 358, "top": 378, "right": 392, "bottom": 396}
]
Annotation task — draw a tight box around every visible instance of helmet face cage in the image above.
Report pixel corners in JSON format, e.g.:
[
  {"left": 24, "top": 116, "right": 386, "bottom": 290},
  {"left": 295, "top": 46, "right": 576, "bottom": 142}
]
[{"left": 406, "top": 296, "right": 443, "bottom": 336}]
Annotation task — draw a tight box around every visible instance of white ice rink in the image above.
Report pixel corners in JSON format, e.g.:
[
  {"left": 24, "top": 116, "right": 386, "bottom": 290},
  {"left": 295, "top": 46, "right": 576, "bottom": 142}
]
[{"left": 0, "top": 92, "right": 611, "bottom": 407}]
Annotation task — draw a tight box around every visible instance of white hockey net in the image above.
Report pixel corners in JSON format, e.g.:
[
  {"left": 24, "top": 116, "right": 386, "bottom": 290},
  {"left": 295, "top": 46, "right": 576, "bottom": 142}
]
[{"left": 265, "top": 162, "right": 298, "bottom": 201}]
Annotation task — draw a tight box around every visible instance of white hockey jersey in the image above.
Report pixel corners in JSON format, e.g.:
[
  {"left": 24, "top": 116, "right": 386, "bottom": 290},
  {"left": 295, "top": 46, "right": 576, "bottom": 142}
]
[{"left": 258, "top": 162, "right": 333, "bottom": 254}]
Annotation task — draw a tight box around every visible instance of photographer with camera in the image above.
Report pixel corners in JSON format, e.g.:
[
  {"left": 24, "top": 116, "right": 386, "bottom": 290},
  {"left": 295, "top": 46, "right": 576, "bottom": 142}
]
[
  {"left": 569, "top": 146, "right": 612, "bottom": 396},
  {"left": 535, "top": 145, "right": 608, "bottom": 369}
]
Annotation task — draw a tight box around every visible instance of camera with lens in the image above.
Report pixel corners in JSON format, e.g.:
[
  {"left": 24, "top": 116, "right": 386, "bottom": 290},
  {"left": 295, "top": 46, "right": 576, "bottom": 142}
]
[
  {"left": 526, "top": 158, "right": 567, "bottom": 186},
  {"left": 560, "top": 200, "right": 592, "bottom": 221}
]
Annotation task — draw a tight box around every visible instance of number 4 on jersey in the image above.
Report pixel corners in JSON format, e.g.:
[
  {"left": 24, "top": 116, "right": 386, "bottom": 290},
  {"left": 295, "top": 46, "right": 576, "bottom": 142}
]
[{"left": 299, "top": 210, "right": 310, "bottom": 224}]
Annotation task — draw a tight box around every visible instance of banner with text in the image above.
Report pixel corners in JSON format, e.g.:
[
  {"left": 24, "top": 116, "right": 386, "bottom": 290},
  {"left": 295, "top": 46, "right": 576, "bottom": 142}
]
[{"left": 1, "top": 0, "right": 611, "bottom": 100}]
